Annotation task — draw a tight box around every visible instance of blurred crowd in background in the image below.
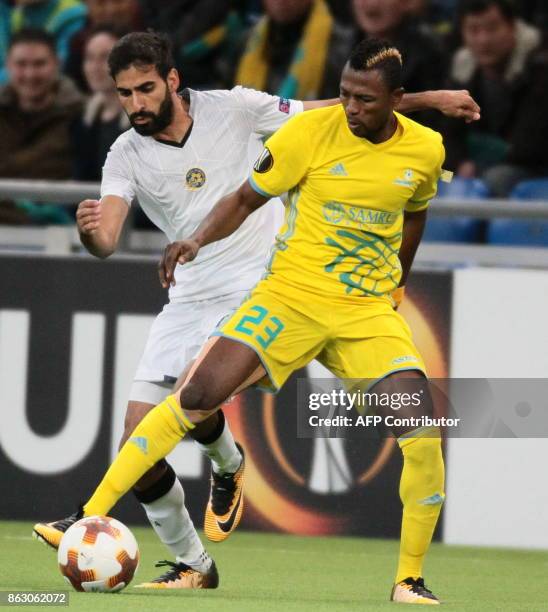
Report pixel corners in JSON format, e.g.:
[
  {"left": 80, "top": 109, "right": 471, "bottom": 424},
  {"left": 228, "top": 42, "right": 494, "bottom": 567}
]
[{"left": 0, "top": 0, "right": 547, "bottom": 228}]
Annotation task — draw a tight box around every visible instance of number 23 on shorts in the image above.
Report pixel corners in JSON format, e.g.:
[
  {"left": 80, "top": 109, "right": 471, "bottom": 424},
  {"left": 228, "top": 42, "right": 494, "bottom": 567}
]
[{"left": 234, "top": 305, "right": 284, "bottom": 349}]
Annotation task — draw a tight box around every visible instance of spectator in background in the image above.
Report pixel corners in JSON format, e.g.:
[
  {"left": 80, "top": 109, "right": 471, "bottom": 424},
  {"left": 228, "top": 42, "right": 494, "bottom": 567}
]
[
  {"left": 443, "top": 0, "right": 548, "bottom": 196},
  {"left": 234, "top": 0, "right": 338, "bottom": 99},
  {"left": 71, "top": 24, "right": 155, "bottom": 229},
  {"left": 321, "top": 0, "right": 447, "bottom": 126},
  {"left": 71, "top": 24, "right": 128, "bottom": 181},
  {"left": 0, "top": 0, "right": 87, "bottom": 83},
  {"left": 65, "top": 0, "right": 143, "bottom": 91},
  {"left": 140, "top": 0, "right": 243, "bottom": 91},
  {"left": 0, "top": 28, "right": 82, "bottom": 223}
]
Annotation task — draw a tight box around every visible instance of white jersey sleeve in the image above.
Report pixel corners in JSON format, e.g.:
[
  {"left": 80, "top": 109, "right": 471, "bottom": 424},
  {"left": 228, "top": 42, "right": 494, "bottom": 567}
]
[
  {"left": 100, "top": 137, "right": 135, "bottom": 206},
  {"left": 232, "top": 86, "right": 303, "bottom": 137}
]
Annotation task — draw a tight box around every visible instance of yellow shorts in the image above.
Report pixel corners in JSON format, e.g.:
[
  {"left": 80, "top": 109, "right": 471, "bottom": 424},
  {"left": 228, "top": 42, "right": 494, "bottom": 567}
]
[{"left": 212, "top": 277, "right": 425, "bottom": 392}]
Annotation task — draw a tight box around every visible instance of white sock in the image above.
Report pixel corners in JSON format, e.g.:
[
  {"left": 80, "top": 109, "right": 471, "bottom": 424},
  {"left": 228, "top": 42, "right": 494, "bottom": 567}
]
[
  {"left": 142, "top": 478, "right": 209, "bottom": 569},
  {"left": 196, "top": 418, "right": 242, "bottom": 475},
  {"left": 177, "top": 550, "right": 212, "bottom": 573}
]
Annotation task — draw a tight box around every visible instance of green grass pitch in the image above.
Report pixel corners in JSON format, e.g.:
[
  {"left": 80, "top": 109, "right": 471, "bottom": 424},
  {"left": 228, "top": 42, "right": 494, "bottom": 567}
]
[{"left": 1, "top": 521, "right": 546, "bottom": 611}]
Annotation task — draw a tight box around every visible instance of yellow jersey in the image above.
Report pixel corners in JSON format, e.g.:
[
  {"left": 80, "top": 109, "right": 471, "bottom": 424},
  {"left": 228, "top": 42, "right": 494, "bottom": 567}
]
[{"left": 249, "top": 104, "right": 445, "bottom": 299}]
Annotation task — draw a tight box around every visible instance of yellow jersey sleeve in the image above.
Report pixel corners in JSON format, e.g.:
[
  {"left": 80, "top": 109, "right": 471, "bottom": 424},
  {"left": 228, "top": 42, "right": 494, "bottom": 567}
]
[
  {"left": 249, "top": 114, "right": 313, "bottom": 198},
  {"left": 405, "top": 137, "right": 445, "bottom": 213}
]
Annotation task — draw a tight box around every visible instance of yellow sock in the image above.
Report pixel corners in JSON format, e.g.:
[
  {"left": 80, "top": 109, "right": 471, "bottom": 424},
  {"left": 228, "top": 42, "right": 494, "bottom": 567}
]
[
  {"left": 395, "top": 427, "right": 445, "bottom": 584},
  {"left": 84, "top": 395, "right": 193, "bottom": 517}
]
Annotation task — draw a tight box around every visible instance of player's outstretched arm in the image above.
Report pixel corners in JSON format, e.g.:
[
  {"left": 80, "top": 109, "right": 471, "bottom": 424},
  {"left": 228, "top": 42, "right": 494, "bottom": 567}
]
[
  {"left": 302, "top": 98, "right": 339, "bottom": 110},
  {"left": 76, "top": 195, "right": 129, "bottom": 259},
  {"left": 397, "top": 90, "right": 481, "bottom": 122},
  {"left": 159, "top": 181, "right": 269, "bottom": 288},
  {"left": 303, "top": 91, "right": 480, "bottom": 122}
]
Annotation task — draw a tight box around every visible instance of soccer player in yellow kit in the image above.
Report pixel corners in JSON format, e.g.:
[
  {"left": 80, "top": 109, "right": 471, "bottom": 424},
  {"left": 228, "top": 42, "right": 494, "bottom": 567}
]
[{"left": 58, "top": 39, "right": 447, "bottom": 604}]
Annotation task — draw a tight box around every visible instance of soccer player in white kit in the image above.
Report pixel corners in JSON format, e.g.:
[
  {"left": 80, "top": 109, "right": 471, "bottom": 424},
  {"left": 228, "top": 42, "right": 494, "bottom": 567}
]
[{"left": 33, "top": 31, "right": 480, "bottom": 588}]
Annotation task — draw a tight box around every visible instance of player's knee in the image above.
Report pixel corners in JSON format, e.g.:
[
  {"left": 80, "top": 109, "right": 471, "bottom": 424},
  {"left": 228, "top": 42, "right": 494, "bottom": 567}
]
[{"left": 179, "top": 380, "right": 215, "bottom": 412}]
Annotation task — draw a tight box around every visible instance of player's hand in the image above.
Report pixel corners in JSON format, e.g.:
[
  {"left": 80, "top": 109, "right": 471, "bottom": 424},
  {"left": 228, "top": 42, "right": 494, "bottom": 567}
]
[
  {"left": 76, "top": 199, "right": 102, "bottom": 235},
  {"left": 434, "top": 90, "right": 481, "bottom": 123},
  {"left": 159, "top": 239, "right": 200, "bottom": 288}
]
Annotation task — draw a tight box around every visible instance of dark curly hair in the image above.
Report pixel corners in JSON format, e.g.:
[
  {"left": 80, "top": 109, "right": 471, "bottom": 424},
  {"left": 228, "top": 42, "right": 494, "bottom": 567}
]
[{"left": 108, "top": 30, "right": 174, "bottom": 80}]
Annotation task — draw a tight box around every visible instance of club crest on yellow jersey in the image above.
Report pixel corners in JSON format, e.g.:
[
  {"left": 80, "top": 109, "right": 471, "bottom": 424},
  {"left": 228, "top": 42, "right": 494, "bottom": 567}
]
[{"left": 394, "top": 169, "right": 416, "bottom": 187}]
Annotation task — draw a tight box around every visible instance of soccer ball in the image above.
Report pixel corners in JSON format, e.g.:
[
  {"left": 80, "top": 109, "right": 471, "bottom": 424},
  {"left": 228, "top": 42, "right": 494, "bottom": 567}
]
[{"left": 58, "top": 516, "right": 139, "bottom": 592}]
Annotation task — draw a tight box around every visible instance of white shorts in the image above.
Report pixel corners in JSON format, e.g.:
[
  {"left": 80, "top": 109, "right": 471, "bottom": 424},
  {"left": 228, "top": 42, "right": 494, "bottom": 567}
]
[{"left": 129, "top": 291, "right": 247, "bottom": 405}]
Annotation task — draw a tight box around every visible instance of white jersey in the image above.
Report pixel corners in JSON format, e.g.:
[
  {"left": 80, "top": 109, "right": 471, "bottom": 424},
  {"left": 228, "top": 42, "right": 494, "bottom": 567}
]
[{"left": 101, "top": 86, "right": 303, "bottom": 302}]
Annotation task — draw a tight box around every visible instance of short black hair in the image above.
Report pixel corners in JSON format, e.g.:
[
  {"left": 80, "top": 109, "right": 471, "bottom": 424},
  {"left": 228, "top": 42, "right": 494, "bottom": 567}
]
[
  {"left": 8, "top": 28, "right": 57, "bottom": 55},
  {"left": 458, "top": 0, "right": 516, "bottom": 23},
  {"left": 348, "top": 39, "right": 403, "bottom": 91},
  {"left": 107, "top": 30, "right": 174, "bottom": 80}
]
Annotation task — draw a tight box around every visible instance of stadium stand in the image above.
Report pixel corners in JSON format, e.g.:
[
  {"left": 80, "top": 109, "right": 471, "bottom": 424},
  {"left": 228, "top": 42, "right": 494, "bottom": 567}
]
[
  {"left": 423, "top": 177, "right": 488, "bottom": 243},
  {"left": 442, "top": 0, "right": 548, "bottom": 197},
  {"left": 0, "top": 0, "right": 547, "bottom": 244},
  {"left": 487, "top": 179, "right": 548, "bottom": 246}
]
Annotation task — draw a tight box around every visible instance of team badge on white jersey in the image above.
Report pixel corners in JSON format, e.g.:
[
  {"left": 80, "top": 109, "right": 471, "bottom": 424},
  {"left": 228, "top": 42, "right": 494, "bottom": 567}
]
[{"left": 186, "top": 167, "right": 206, "bottom": 190}]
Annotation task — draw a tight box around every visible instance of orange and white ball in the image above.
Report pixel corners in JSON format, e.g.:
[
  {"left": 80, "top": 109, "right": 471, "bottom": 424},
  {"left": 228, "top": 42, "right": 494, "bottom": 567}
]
[{"left": 58, "top": 516, "right": 139, "bottom": 592}]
